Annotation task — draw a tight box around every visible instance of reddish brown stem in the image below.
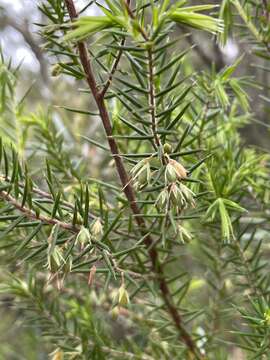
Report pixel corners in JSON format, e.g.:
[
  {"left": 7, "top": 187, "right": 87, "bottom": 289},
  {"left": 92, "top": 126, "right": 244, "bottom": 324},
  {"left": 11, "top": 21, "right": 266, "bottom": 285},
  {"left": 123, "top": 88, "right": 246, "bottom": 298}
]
[
  {"left": 0, "top": 190, "right": 78, "bottom": 232},
  {"left": 64, "top": 1, "right": 201, "bottom": 357}
]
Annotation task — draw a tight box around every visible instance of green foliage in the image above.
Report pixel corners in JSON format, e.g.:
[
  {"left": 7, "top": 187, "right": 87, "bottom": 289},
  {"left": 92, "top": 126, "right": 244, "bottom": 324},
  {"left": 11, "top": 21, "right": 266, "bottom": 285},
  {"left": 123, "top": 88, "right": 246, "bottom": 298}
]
[{"left": 0, "top": 1, "right": 270, "bottom": 359}]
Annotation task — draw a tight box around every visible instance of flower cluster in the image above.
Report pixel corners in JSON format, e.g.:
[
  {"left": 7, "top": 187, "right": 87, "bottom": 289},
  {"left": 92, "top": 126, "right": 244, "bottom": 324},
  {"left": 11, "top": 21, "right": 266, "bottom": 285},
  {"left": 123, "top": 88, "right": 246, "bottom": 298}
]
[
  {"left": 130, "top": 152, "right": 195, "bottom": 214},
  {"left": 156, "top": 182, "right": 195, "bottom": 213}
]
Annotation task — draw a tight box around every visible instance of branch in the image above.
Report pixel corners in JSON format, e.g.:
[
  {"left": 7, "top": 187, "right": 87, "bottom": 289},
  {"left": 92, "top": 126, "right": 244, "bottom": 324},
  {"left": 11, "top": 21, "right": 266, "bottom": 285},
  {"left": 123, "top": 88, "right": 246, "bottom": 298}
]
[
  {"left": 0, "top": 189, "right": 145, "bottom": 280},
  {"left": 0, "top": 175, "right": 138, "bottom": 242},
  {"left": 64, "top": 0, "right": 202, "bottom": 357},
  {"left": 0, "top": 190, "right": 78, "bottom": 232},
  {"left": 0, "top": 175, "right": 95, "bottom": 219}
]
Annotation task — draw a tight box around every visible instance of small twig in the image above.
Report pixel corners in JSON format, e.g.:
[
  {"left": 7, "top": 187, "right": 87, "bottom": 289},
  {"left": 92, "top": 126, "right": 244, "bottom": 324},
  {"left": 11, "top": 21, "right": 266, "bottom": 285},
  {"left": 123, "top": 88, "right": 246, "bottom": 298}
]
[
  {"left": 100, "top": 38, "right": 125, "bottom": 98},
  {"left": 100, "top": 0, "right": 130, "bottom": 98},
  {"left": 123, "top": 0, "right": 148, "bottom": 41}
]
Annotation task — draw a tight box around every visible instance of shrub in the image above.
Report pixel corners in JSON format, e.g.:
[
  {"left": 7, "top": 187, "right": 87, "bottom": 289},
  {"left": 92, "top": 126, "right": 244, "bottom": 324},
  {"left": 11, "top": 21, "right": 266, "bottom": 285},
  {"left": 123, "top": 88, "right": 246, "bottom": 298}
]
[{"left": 0, "top": 1, "right": 270, "bottom": 359}]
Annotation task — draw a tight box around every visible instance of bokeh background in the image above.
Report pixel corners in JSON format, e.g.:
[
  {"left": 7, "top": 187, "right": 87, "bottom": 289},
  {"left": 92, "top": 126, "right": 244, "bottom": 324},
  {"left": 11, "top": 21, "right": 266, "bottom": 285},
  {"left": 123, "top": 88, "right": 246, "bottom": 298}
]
[{"left": 0, "top": 0, "right": 269, "bottom": 359}]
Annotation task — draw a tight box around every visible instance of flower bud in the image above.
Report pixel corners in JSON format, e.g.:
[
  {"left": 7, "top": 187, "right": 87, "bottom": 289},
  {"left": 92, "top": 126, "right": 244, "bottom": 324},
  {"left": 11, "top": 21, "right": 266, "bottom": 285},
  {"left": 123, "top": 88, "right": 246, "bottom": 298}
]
[
  {"left": 111, "top": 306, "right": 120, "bottom": 319},
  {"left": 51, "top": 64, "right": 62, "bottom": 77},
  {"left": 47, "top": 254, "right": 59, "bottom": 273},
  {"left": 130, "top": 158, "right": 148, "bottom": 176},
  {"left": 169, "top": 159, "right": 187, "bottom": 179},
  {"left": 118, "top": 285, "right": 129, "bottom": 306},
  {"left": 62, "top": 256, "right": 72, "bottom": 274},
  {"left": 163, "top": 143, "right": 172, "bottom": 154},
  {"left": 88, "top": 265, "right": 97, "bottom": 286},
  {"left": 76, "top": 226, "right": 91, "bottom": 248},
  {"left": 138, "top": 167, "right": 148, "bottom": 185},
  {"left": 179, "top": 183, "right": 195, "bottom": 207},
  {"left": 91, "top": 218, "right": 103, "bottom": 237},
  {"left": 76, "top": 212, "right": 84, "bottom": 225},
  {"left": 132, "top": 160, "right": 151, "bottom": 188},
  {"left": 155, "top": 189, "right": 168, "bottom": 210},
  {"left": 47, "top": 247, "right": 64, "bottom": 273},
  {"left": 170, "top": 183, "right": 181, "bottom": 206},
  {"left": 165, "top": 163, "right": 178, "bottom": 183},
  {"left": 177, "top": 224, "right": 192, "bottom": 243}
]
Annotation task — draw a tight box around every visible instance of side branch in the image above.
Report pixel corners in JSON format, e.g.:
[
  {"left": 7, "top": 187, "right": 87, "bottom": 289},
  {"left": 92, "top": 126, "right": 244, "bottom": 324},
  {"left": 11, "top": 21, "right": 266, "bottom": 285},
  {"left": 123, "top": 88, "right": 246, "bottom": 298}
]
[
  {"left": 100, "top": 0, "right": 130, "bottom": 98},
  {"left": 100, "top": 38, "right": 125, "bottom": 98},
  {"left": 0, "top": 190, "right": 143, "bottom": 279},
  {"left": 0, "top": 190, "right": 78, "bottom": 232}
]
